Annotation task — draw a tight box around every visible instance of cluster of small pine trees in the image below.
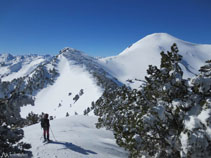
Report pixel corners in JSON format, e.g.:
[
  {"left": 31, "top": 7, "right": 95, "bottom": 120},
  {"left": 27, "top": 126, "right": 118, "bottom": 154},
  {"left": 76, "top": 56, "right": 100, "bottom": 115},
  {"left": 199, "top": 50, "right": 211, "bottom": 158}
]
[
  {"left": 25, "top": 112, "right": 46, "bottom": 126},
  {"left": 0, "top": 95, "right": 31, "bottom": 156},
  {"left": 93, "top": 43, "right": 211, "bottom": 158}
]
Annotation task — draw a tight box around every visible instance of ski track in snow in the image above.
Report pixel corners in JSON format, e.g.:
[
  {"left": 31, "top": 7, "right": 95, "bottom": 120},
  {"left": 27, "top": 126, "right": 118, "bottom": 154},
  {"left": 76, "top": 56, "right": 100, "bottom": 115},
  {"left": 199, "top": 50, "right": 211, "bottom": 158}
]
[{"left": 23, "top": 116, "right": 128, "bottom": 158}]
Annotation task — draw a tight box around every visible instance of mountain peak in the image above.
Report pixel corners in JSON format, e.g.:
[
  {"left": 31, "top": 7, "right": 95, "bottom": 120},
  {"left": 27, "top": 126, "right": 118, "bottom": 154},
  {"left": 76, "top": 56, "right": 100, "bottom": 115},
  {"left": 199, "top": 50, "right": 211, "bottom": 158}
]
[
  {"left": 136, "top": 33, "right": 198, "bottom": 47},
  {"left": 145, "top": 33, "right": 176, "bottom": 39},
  {"left": 100, "top": 32, "right": 211, "bottom": 89},
  {"left": 0, "top": 53, "right": 15, "bottom": 61},
  {"left": 119, "top": 32, "right": 194, "bottom": 57},
  {"left": 59, "top": 47, "right": 81, "bottom": 54},
  {"left": 137, "top": 33, "right": 180, "bottom": 44}
]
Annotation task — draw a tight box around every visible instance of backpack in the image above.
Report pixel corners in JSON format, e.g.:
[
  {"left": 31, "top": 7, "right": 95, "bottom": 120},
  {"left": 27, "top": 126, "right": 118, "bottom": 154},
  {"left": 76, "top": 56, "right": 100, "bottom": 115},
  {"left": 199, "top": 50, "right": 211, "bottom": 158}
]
[
  {"left": 41, "top": 114, "right": 49, "bottom": 128},
  {"left": 41, "top": 118, "right": 45, "bottom": 128}
]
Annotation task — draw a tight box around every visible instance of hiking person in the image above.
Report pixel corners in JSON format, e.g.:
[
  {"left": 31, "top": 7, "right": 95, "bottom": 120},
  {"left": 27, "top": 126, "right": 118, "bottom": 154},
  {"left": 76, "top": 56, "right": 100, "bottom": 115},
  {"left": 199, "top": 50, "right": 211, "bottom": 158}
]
[{"left": 41, "top": 113, "right": 50, "bottom": 142}]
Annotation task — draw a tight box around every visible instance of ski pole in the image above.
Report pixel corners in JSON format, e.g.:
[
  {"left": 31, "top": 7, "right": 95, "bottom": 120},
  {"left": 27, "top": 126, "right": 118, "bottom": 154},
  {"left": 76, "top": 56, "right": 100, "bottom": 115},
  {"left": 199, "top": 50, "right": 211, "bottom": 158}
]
[
  {"left": 50, "top": 127, "right": 57, "bottom": 141},
  {"left": 40, "top": 126, "right": 44, "bottom": 141}
]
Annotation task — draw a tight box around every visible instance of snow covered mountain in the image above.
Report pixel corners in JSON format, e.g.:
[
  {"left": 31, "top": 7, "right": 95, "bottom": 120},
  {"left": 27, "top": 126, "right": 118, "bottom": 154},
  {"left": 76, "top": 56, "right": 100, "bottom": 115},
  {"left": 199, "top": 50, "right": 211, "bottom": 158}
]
[
  {"left": 0, "top": 53, "right": 51, "bottom": 82},
  {"left": 21, "top": 51, "right": 103, "bottom": 118},
  {"left": 0, "top": 48, "right": 121, "bottom": 119},
  {"left": 1, "top": 33, "right": 211, "bottom": 157},
  {"left": 1, "top": 33, "right": 211, "bottom": 118},
  {"left": 99, "top": 33, "right": 211, "bottom": 88}
]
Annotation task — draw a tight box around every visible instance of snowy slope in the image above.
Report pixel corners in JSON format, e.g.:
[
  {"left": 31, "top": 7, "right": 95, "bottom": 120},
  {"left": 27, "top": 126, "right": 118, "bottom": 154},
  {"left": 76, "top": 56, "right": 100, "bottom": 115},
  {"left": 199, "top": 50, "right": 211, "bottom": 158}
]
[
  {"left": 2, "top": 33, "right": 211, "bottom": 157},
  {"left": 21, "top": 53, "right": 103, "bottom": 119},
  {"left": 23, "top": 115, "right": 128, "bottom": 158},
  {"left": 3, "top": 33, "right": 211, "bottom": 117},
  {"left": 99, "top": 33, "right": 211, "bottom": 88},
  {"left": 0, "top": 53, "right": 51, "bottom": 82}
]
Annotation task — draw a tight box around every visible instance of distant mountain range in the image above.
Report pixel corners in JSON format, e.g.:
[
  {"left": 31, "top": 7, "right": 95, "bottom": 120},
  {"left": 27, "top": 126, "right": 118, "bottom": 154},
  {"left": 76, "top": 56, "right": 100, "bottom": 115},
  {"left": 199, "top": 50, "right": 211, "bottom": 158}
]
[{"left": 0, "top": 33, "right": 210, "bottom": 118}]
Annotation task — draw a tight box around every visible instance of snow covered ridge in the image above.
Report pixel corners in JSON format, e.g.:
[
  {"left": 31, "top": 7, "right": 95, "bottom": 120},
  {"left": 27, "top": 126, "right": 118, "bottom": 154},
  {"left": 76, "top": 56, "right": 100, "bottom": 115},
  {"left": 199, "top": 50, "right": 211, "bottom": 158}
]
[
  {"left": 20, "top": 54, "right": 104, "bottom": 118},
  {"left": 19, "top": 49, "right": 122, "bottom": 118},
  {"left": 1, "top": 33, "right": 211, "bottom": 89},
  {"left": 0, "top": 54, "right": 59, "bottom": 125},
  {"left": 99, "top": 33, "right": 211, "bottom": 88},
  {"left": 0, "top": 55, "right": 59, "bottom": 99},
  {"left": 0, "top": 48, "right": 121, "bottom": 120},
  {"left": 0, "top": 53, "right": 51, "bottom": 82},
  {"left": 1, "top": 32, "right": 211, "bottom": 118},
  {"left": 59, "top": 47, "right": 122, "bottom": 89}
]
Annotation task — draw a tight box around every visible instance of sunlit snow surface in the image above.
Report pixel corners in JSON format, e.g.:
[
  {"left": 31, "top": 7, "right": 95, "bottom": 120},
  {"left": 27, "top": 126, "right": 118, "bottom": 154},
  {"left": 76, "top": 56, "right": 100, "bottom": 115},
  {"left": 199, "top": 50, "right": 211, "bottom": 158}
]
[
  {"left": 0, "top": 54, "right": 49, "bottom": 81},
  {"left": 99, "top": 33, "right": 211, "bottom": 88},
  {"left": 2, "top": 33, "right": 211, "bottom": 157},
  {"left": 21, "top": 55, "right": 103, "bottom": 118},
  {"left": 23, "top": 116, "right": 128, "bottom": 158}
]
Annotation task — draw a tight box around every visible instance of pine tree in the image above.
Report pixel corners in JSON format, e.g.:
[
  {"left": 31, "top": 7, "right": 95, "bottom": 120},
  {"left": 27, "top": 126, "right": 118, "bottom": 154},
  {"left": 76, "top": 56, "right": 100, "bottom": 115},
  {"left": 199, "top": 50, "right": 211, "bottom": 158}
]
[
  {"left": 180, "top": 60, "right": 211, "bottom": 157},
  {"left": 94, "top": 44, "right": 187, "bottom": 157},
  {"left": 66, "top": 112, "right": 69, "bottom": 117},
  {"left": 126, "top": 43, "right": 186, "bottom": 157},
  {"left": 26, "top": 111, "right": 39, "bottom": 125},
  {"left": 79, "top": 89, "right": 84, "bottom": 96},
  {"left": 0, "top": 96, "right": 31, "bottom": 156},
  {"left": 93, "top": 44, "right": 211, "bottom": 157}
]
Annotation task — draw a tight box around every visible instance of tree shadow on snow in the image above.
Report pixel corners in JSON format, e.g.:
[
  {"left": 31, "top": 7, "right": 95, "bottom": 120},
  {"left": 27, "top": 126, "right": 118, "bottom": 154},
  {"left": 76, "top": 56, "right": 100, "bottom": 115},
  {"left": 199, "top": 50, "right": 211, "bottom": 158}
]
[{"left": 49, "top": 141, "right": 97, "bottom": 155}]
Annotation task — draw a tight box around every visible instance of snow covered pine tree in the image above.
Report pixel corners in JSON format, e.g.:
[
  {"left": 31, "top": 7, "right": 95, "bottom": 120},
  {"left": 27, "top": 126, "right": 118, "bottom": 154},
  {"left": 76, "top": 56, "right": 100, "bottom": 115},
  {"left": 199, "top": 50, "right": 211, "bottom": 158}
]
[
  {"left": 0, "top": 95, "right": 31, "bottom": 156},
  {"left": 179, "top": 60, "right": 211, "bottom": 157},
  {"left": 93, "top": 43, "right": 211, "bottom": 158}
]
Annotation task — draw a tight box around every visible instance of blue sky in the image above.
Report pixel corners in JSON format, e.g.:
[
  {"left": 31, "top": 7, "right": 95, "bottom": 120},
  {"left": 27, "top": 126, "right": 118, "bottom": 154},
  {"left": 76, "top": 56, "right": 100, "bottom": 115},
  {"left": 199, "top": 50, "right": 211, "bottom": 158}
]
[{"left": 0, "top": 0, "right": 210, "bottom": 57}]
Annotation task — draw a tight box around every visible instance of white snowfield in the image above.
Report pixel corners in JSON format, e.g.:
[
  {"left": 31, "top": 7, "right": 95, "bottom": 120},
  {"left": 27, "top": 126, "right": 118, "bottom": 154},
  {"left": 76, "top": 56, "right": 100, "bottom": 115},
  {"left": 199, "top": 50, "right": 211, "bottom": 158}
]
[
  {"left": 21, "top": 54, "right": 103, "bottom": 119},
  {"left": 99, "top": 33, "right": 211, "bottom": 88},
  {"left": 23, "top": 116, "right": 128, "bottom": 158}
]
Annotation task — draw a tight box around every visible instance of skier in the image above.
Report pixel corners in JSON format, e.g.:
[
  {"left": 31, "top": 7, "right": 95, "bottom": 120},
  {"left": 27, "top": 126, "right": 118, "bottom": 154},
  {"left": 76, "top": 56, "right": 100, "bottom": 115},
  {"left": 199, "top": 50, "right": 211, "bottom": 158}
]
[{"left": 41, "top": 113, "right": 50, "bottom": 142}]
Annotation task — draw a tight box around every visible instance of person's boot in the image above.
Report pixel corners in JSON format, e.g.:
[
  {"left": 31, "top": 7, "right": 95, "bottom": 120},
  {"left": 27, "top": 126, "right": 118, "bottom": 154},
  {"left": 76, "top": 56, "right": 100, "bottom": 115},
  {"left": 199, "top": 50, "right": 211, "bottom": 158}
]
[{"left": 44, "top": 135, "right": 47, "bottom": 142}]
